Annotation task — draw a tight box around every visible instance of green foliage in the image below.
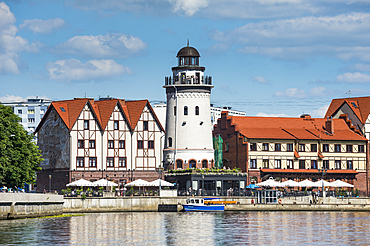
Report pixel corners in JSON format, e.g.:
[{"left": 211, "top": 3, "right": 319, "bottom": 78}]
[
  {"left": 0, "top": 104, "right": 43, "bottom": 188},
  {"left": 98, "top": 186, "right": 104, "bottom": 192},
  {"left": 81, "top": 192, "right": 86, "bottom": 199}
]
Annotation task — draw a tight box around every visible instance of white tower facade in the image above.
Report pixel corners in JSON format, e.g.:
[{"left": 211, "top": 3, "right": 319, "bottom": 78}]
[{"left": 163, "top": 44, "right": 214, "bottom": 170}]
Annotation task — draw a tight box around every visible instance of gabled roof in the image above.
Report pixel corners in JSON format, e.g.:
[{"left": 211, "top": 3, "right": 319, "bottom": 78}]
[
  {"left": 224, "top": 114, "right": 366, "bottom": 141},
  {"left": 325, "top": 96, "right": 370, "bottom": 124},
  {"left": 35, "top": 98, "right": 164, "bottom": 133}
]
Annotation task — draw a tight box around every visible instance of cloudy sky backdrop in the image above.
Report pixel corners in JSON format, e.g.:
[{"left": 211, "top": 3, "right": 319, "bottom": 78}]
[{"left": 1, "top": 0, "right": 370, "bottom": 117}]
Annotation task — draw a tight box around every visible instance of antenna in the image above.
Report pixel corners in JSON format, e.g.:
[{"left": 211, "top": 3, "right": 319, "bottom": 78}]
[
  {"left": 346, "top": 90, "right": 351, "bottom": 97},
  {"left": 187, "top": 39, "right": 189, "bottom": 47}
]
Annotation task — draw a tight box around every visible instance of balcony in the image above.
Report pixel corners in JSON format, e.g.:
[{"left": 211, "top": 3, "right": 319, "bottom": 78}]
[{"left": 165, "top": 75, "right": 212, "bottom": 86}]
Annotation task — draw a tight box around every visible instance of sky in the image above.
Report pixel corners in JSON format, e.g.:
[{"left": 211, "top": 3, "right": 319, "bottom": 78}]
[{"left": 1, "top": 0, "right": 370, "bottom": 117}]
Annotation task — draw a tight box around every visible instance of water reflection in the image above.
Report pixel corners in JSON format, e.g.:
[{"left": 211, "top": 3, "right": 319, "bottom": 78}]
[{"left": 0, "top": 212, "right": 369, "bottom": 245}]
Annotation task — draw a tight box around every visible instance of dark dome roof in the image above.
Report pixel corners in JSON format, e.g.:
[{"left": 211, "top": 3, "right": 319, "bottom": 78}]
[{"left": 176, "top": 46, "right": 200, "bottom": 57}]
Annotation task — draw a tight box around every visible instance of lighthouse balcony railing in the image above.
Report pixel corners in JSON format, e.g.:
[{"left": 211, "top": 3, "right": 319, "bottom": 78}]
[{"left": 165, "top": 76, "right": 212, "bottom": 86}]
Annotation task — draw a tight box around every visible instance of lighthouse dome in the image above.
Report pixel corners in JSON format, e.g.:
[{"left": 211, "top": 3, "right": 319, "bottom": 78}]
[{"left": 176, "top": 46, "right": 200, "bottom": 57}]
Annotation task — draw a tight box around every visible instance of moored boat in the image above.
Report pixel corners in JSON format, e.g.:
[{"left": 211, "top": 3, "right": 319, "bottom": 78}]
[{"left": 182, "top": 198, "right": 225, "bottom": 212}]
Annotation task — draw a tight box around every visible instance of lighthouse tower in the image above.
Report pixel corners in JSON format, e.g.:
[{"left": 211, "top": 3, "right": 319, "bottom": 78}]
[{"left": 163, "top": 43, "right": 214, "bottom": 170}]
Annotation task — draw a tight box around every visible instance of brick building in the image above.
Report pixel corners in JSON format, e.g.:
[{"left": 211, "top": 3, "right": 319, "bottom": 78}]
[
  {"left": 213, "top": 112, "right": 369, "bottom": 194},
  {"left": 35, "top": 98, "right": 164, "bottom": 192}
]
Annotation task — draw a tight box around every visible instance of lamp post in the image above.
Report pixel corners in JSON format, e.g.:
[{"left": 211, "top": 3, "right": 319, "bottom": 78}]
[
  {"left": 319, "top": 166, "right": 327, "bottom": 197},
  {"left": 156, "top": 166, "right": 164, "bottom": 196},
  {"left": 49, "top": 175, "right": 51, "bottom": 193},
  {"left": 106, "top": 174, "right": 109, "bottom": 192}
]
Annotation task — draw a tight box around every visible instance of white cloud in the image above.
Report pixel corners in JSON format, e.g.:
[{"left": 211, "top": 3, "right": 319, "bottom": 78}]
[
  {"left": 309, "top": 104, "right": 329, "bottom": 118},
  {"left": 346, "top": 63, "right": 370, "bottom": 72},
  {"left": 20, "top": 18, "right": 65, "bottom": 34},
  {"left": 0, "top": 2, "right": 40, "bottom": 74},
  {"left": 309, "top": 87, "right": 327, "bottom": 97},
  {"left": 170, "top": 0, "right": 208, "bottom": 16},
  {"left": 46, "top": 58, "right": 132, "bottom": 81},
  {"left": 251, "top": 75, "right": 269, "bottom": 84},
  {"left": 0, "top": 94, "right": 25, "bottom": 103},
  {"left": 274, "top": 88, "right": 307, "bottom": 98},
  {"left": 54, "top": 34, "right": 147, "bottom": 58},
  {"left": 336, "top": 72, "right": 370, "bottom": 83},
  {"left": 210, "top": 12, "right": 370, "bottom": 60}
]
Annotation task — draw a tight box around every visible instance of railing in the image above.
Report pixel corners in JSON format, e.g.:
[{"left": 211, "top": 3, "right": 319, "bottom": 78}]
[{"left": 165, "top": 76, "right": 212, "bottom": 86}]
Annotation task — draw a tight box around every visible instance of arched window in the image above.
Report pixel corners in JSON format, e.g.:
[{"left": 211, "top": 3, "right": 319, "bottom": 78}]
[
  {"left": 195, "top": 106, "right": 199, "bottom": 115},
  {"left": 174, "top": 106, "right": 176, "bottom": 116},
  {"left": 189, "top": 160, "right": 196, "bottom": 168},
  {"left": 202, "top": 160, "right": 208, "bottom": 168},
  {"left": 168, "top": 137, "right": 172, "bottom": 147},
  {"left": 184, "top": 106, "right": 188, "bottom": 115},
  {"left": 176, "top": 160, "right": 183, "bottom": 169}
]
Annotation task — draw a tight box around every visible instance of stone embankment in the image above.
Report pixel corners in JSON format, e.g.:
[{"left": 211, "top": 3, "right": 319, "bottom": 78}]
[{"left": 0, "top": 193, "right": 64, "bottom": 220}]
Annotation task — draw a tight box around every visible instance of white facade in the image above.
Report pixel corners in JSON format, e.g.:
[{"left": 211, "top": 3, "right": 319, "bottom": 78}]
[
  {"left": 163, "top": 45, "right": 214, "bottom": 169},
  {"left": 2, "top": 97, "right": 51, "bottom": 133}
]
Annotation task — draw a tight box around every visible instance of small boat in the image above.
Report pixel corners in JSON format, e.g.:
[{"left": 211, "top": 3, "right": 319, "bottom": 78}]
[{"left": 182, "top": 198, "right": 225, "bottom": 212}]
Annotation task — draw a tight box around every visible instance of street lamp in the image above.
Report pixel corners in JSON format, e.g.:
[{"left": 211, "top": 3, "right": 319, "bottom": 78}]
[
  {"left": 319, "top": 166, "right": 327, "bottom": 197},
  {"left": 156, "top": 166, "right": 164, "bottom": 196},
  {"left": 106, "top": 174, "right": 109, "bottom": 192},
  {"left": 49, "top": 175, "right": 51, "bottom": 193}
]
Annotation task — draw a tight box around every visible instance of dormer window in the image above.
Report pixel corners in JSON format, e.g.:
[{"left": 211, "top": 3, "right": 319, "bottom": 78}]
[{"left": 178, "top": 56, "right": 199, "bottom": 66}]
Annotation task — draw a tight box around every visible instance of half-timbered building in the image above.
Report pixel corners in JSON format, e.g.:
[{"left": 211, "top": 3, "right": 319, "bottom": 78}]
[{"left": 35, "top": 98, "right": 164, "bottom": 192}]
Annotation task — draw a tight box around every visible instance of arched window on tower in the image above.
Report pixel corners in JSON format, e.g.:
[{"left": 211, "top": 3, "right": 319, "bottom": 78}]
[
  {"left": 176, "top": 160, "right": 183, "bottom": 169},
  {"left": 184, "top": 106, "right": 188, "bottom": 115},
  {"left": 168, "top": 137, "right": 172, "bottom": 147},
  {"left": 195, "top": 106, "right": 199, "bottom": 116},
  {"left": 174, "top": 106, "right": 176, "bottom": 116}
]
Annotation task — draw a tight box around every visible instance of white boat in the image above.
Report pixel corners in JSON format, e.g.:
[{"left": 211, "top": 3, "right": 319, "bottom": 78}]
[{"left": 182, "top": 198, "right": 225, "bottom": 212}]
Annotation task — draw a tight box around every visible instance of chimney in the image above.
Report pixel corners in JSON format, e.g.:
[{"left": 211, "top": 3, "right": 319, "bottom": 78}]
[
  {"left": 325, "top": 116, "right": 334, "bottom": 134},
  {"left": 300, "top": 114, "right": 311, "bottom": 119}
]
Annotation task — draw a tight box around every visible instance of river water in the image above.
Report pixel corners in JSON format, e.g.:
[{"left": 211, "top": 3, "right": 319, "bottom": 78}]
[{"left": 0, "top": 211, "right": 369, "bottom": 245}]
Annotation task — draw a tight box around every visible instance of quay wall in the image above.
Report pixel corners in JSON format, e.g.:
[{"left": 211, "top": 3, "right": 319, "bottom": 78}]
[
  {"left": 63, "top": 196, "right": 370, "bottom": 212},
  {"left": 0, "top": 193, "right": 64, "bottom": 220}
]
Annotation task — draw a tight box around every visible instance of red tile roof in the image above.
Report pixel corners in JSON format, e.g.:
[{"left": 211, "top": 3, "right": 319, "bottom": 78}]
[
  {"left": 35, "top": 98, "right": 164, "bottom": 133},
  {"left": 325, "top": 96, "right": 370, "bottom": 124},
  {"left": 225, "top": 113, "right": 366, "bottom": 141}
]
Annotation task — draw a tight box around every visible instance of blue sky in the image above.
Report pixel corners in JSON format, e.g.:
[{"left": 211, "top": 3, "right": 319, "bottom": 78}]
[{"left": 1, "top": 0, "right": 370, "bottom": 117}]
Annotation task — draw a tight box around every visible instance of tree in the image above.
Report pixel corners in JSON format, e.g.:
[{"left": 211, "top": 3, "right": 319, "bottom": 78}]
[{"left": 0, "top": 104, "right": 42, "bottom": 188}]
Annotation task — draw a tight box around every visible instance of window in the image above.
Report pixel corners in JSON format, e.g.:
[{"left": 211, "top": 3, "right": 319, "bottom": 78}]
[
  {"left": 195, "top": 106, "right": 199, "bottom": 115},
  {"left": 311, "top": 160, "right": 317, "bottom": 169},
  {"left": 138, "top": 140, "right": 144, "bottom": 149},
  {"left": 89, "top": 157, "right": 97, "bottom": 167},
  {"left": 184, "top": 106, "right": 188, "bottom": 115},
  {"left": 108, "top": 140, "right": 114, "bottom": 149},
  {"left": 275, "top": 143, "right": 281, "bottom": 151},
  {"left": 202, "top": 160, "right": 208, "bottom": 168},
  {"left": 225, "top": 142, "right": 229, "bottom": 152},
  {"left": 274, "top": 159, "right": 281, "bottom": 169},
  {"left": 262, "top": 159, "right": 269, "bottom": 168},
  {"left": 189, "top": 160, "right": 196, "bottom": 168},
  {"left": 299, "top": 144, "right": 305, "bottom": 152},
  {"left": 262, "top": 143, "right": 269, "bottom": 151},
  {"left": 89, "top": 140, "right": 95, "bottom": 149},
  {"left": 78, "top": 140, "right": 84, "bottom": 148},
  {"left": 335, "top": 160, "right": 341, "bottom": 169},
  {"left": 323, "top": 144, "right": 329, "bottom": 152},
  {"left": 107, "top": 157, "right": 114, "bottom": 167},
  {"left": 311, "top": 144, "right": 317, "bottom": 152},
  {"left": 323, "top": 160, "right": 329, "bottom": 169},
  {"left": 299, "top": 160, "right": 305, "bottom": 169},
  {"left": 335, "top": 144, "right": 341, "bottom": 152},
  {"left": 287, "top": 143, "right": 293, "bottom": 152},
  {"left": 148, "top": 140, "right": 154, "bottom": 149},
  {"left": 119, "top": 140, "right": 125, "bottom": 149},
  {"left": 17, "top": 109, "right": 22, "bottom": 114},
  {"left": 174, "top": 106, "right": 177, "bottom": 116},
  {"left": 176, "top": 160, "right": 183, "bottom": 169},
  {"left": 168, "top": 137, "right": 172, "bottom": 147},
  {"left": 287, "top": 160, "right": 293, "bottom": 169},
  {"left": 114, "top": 121, "right": 119, "bottom": 130},
  {"left": 119, "top": 157, "right": 126, "bottom": 167},
  {"left": 40, "top": 109, "right": 45, "bottom": 114},
  {"left": 358, "top": 145, "right": 365, "bottom": 153},
  {"left": 84, "top": 120, "right": 89, "bottom": 130},
  {"left": 347, "top": 160, "right": 353, "bottom": 169},
  {"left": 346, "top": 145, "right": 353, "bottom": 153},
  {"left": 28, "top": 109, "right": 35, "bottom": 114},
  {"left": 77, "top": 157, "right": 84, "bottom": 167},
  {"left": 250, "top": 159, "right": 257, "bottom": 169},
  {"left": 28, "top": 118, "right": 35, "bottom": 123},
  {"left": 250, "top": 143, "right": 257, "bottom": 151},
  {"left": 59, "top": 107, "right": 65, "bottom": 112},
  {"left": 143, "top": 121, "right": 148, "bottom": 131}
]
